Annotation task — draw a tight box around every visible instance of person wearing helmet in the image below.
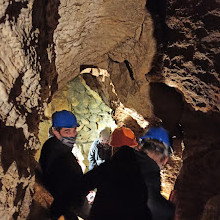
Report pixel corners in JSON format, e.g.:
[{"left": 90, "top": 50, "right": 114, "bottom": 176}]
[
  {"left": 39, "top": 110, "right": 89, "bottom": 220},
  {"left": 137, "top": 126, "right": 175, "bottom": 220},
  {"left": 88, "top": 127, "right": 112, "bottom": 170},
  {"left": 110, "top": 126, "right": 138, "bottom": 154},
  {"left": 83, "top": 127, "right": 152, "bottom": 220},
  {"left": 83, "top": 126, "right": 175, "bottom": 220}
]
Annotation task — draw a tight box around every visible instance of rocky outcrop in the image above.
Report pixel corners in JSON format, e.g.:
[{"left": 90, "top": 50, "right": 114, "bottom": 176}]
[
  {"left": 0, "top": 0, "right": 219, "bottom": 219},
  {"left": 147, "top": 0, "right": 220, "bottom": 110},
  {"left": 0, "top": 0, "right": 58, "bottom": 218},
  {"left": 54, "top": 0, "right": 156, "bottom": 118},
  {"left": 146, "top": 0, "right": 220, "bottom": 219}
]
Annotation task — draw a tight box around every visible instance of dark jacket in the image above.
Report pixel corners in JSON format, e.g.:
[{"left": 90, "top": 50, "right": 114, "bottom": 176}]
[
  {"left": 39, "top": 137, "right": 84, "bottom": 208},
  {"left": 84, "top": 146, "right": 152, "bottom": 220},
  {"left": 83, "top": 146, "right": 175, "bottom": 220},
  {"left": 134, "top": 148, "right": 175, "bottom": 220},
  {"left": 88, "top": 139, "right": 112, "bottom": 170}
]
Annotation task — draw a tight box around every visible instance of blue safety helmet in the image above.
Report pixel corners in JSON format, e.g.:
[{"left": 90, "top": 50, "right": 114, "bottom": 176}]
[
  {"left": 52, "top": 110, "right": 79, "bottom": 128},
  {"left": 140, "top": 127, "right": 173, "bottom": 155}
]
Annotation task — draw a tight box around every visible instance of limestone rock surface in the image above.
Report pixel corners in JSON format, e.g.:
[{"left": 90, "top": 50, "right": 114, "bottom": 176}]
[{"left": 0, "top": 0, "right": 219, "bottom": 219}]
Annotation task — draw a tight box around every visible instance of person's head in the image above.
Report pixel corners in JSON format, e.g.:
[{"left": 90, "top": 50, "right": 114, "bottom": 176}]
[
  {"left": 51, "top": 110, "right": 79, "bottom": 147},
  {"left": 139, "top": 126, "right": 173, "bottom": 169},
  {"left": 99, "top": 127, "right": 111, "bottom": 146},
  {"left": 110, "top": 127, "right": 138, "bottom": 154}
]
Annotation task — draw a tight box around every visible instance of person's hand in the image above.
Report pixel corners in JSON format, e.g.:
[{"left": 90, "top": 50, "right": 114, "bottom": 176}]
[{"left": 86, "top": 191, "right": 96, "bottom": 204}]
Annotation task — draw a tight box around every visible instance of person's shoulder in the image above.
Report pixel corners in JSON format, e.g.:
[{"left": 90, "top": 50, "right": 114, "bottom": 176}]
[
  {"left": 41, "top": 137, "right": 54, "bottom": 152},
  {"left": 94, "top": 139, "right": 100, "bottom": 144},
  {"left": 40, "top": 137, "right": 60, "bottom": 164},
  {"left": 112, "top": 145, "right": 135, "bottom": 160},
  {"left": 43, "top": 136, "right": 59, "bottom": 146},
  {"left": 91, "top": 139, "right": 99, "bottom": 145},
  {"left": 42, "top": 136, "right": 65, "bottom": 154},
  {"left": 134, "top": 150, "right": 160, "bottom": 172},
  {"left": 118, "top": 145, "right": 135, "bottom": 153},
  {"left": 91, "top": 139, "right": 100, "bottom": 148}
]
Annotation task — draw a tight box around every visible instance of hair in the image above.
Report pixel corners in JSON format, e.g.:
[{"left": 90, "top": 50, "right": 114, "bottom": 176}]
[
  {"left": 53, "top": 127, "right": 62, "bottom": 132},
  {"left": 140, "top": 139, "right": 168, "bottom": 162},
  {"left": 48, "top": 126, "right": 62, "bottom": 137}
]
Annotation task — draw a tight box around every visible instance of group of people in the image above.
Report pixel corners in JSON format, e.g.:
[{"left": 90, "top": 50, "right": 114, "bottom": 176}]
[
  {"left": 88, "top": 126, "right": 138, "bottom": 170},
  {"left": 39, "top": 110, "right": 175, "bottom": 220}
]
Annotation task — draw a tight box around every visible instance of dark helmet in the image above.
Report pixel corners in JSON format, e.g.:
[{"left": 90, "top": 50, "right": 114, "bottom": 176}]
[{"left": 52, "top": 110, "right": 79, "bottom": 128}]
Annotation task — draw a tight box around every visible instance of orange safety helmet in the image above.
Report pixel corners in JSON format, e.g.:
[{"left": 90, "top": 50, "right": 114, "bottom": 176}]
[{"left": 110, "top": 127, "right": 138, "bottom": 148}]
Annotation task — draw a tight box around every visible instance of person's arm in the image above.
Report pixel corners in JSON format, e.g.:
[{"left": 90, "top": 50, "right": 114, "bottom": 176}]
[
  {"left": 88, "top": 140, "right": 98, "bottom": 170},
  {"left": 147, "top": 175, "right": 175, "bottom": 220},
  {"left": 82, "top": 160, "right": 110, "bottom": 192},
  {"left": 136, "top": 151, "right": 175, "bottom": 220},
  {"left": 84, "top": 146, "right": 132, "bottom": 193}
]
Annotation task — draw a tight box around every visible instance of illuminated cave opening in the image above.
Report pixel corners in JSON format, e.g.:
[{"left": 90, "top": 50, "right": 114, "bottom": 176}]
[{"left": 36, "top": 74, "right": 117, "bottom": 169}]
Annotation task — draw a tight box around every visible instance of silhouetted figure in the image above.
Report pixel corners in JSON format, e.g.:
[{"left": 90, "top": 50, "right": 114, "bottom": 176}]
[{"left": 83, "top": 126, "right": 175, "bottom": 220}]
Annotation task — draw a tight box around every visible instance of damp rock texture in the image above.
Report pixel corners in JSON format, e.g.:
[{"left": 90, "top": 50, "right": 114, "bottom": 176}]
[
  {"left": 0, "top": 0, "right": 220, "bottom": 219},
  {"left": 163, "top": 0, "right": 220, "bottom": 113},
  {"left": 0, "top": 0, "right": 58, "bottom": 219},
  {"left": 170, "top": 110, "right": 220, "bottom": 220},
  {"left": 54, "top": 0, "right": 156, "bottom": 118},
  {"left": 152, "top": 0, "right": 220, "bottom": 219}
]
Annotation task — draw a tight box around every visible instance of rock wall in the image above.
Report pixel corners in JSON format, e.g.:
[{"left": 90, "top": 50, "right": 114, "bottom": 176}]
[
  {"left": 165, "top": 1, "right": 220, "bottom": 219},
  {"left": 146, "top": 0, "right": 220, "bottom": 219},
  {"left": 148, "top": 82, "right": 220, "bottom": 219},
  {"left": 147, "top": 0, "right": 220, "bottom": 113},
  {"left": 0, "top": 127, "right": 35, "bottom": 220},
  {"left": 164, "top": 0, "right": 220, "bottom": 113},
  {"left": 0, "top": 0, "right": 58, "bottom": 219},
  {"left": 0, "top": 0, "right": 219, "bottom": 219},
  {"left": 54, "top": 0, "right": 156, "bottom": 119}
]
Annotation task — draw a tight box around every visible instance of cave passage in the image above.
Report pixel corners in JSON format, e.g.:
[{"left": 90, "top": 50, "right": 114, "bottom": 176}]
[{"left": 37, "top": 75, "right": 117, "bottom": 169}]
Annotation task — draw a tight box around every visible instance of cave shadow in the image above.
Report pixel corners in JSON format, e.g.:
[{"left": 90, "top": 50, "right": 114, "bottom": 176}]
[
  {"left": 0, "top": 126, "right": 35, "bottom": 178},
  {"left": 0, "top": 125, "right": 36, "bottom": 219},
  {"left": 149, "top": 82, "right": 184, "bottom": 140}
]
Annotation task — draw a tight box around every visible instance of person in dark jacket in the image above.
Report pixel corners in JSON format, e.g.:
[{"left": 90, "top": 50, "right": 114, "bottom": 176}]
[
  {"left": 137, "top": 126, "right": 175, "bottom": 220},
  {"left": 88, "top": 127, "right": 112, "bottom": 170},
  {"left": 39, "top": 110, "right": 89, "bottom": 220},
  {"left": 83, "top": 126, "right": 175, "bottom": 220}
]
